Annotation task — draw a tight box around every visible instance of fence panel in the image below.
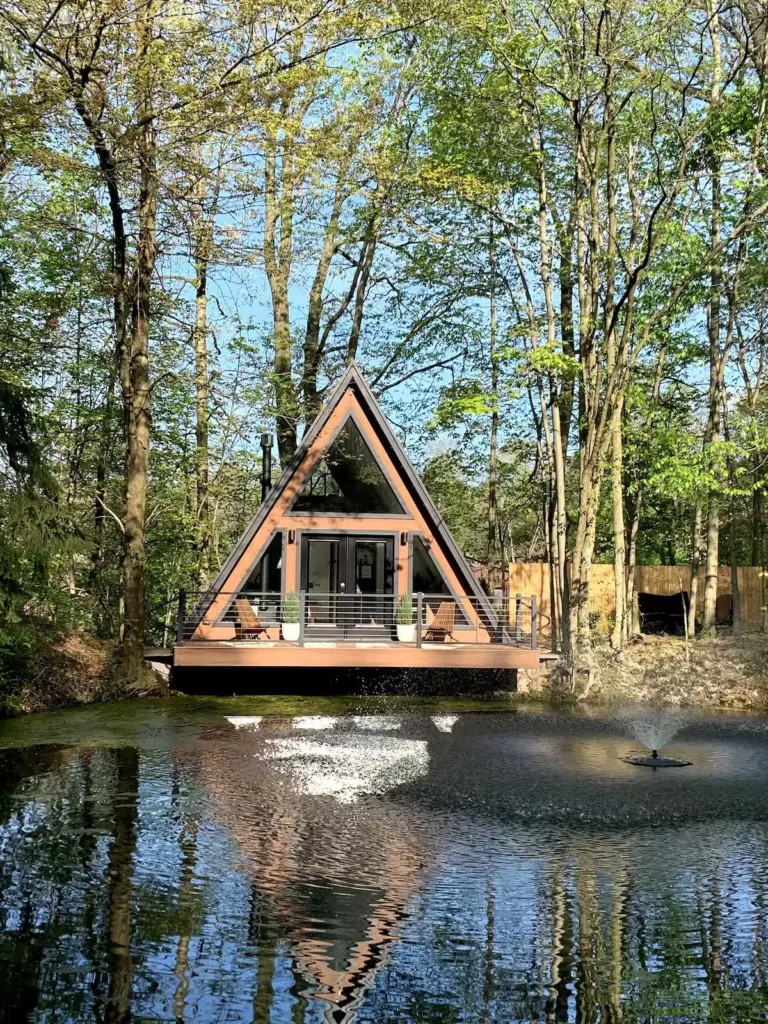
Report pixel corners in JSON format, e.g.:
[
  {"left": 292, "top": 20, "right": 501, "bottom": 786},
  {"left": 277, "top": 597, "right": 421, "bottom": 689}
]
[{"left": 509, "top": 563, "right": 765, "bottom": 627}]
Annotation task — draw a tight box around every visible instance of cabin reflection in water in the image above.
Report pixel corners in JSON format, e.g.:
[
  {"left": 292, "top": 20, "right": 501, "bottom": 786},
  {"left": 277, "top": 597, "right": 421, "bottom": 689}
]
[{"left": 197, "top": 721, "right": 433, "bottom": 1022}]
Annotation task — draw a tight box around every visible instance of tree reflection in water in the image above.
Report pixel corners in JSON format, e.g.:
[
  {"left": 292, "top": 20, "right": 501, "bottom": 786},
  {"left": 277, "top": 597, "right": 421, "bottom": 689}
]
[
  {"left": 105, "top": 747, "right": 138, "bottom": 1024},
  {"left": 0, "top": 710, "right": 767, "bottom": 1022}
]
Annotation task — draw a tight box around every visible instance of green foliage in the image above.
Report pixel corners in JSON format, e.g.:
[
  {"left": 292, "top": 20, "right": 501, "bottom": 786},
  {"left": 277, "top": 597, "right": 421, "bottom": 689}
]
[
  {"left": 431, "top": 380, "right": 493, "bottom": 426},
  {"left": 396, "top": 594, "right": 413, "bottom": 625},
  {"left": 0, "top": 0, "right": 767, "bottom": 705},
  {"left": 282, "top": 593, "right": 300, "bottom": 624}
]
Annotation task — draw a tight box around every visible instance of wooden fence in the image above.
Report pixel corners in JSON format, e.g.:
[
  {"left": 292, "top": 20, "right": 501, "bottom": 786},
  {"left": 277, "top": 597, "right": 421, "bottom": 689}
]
[{"left": 508, "top": 563, "right": 766, "bottom": 629}]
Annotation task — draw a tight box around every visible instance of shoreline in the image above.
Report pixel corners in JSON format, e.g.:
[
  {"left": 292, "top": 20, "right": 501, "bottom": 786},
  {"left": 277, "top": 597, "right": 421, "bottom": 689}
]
[{"left": 3, "top": 629, "right": 767, "bottom": 720}]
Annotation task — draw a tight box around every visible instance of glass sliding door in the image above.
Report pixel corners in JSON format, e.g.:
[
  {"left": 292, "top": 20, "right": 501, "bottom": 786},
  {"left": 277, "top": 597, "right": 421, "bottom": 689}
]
[
  {"left": 300, "top": 535, "right": 394, "bottom": 639},
  {"left": 305, "top": 538, "right": 340, "bottom": 626},
  {"left": 350, "top": 538, "right": 393, "bottom": 633}
]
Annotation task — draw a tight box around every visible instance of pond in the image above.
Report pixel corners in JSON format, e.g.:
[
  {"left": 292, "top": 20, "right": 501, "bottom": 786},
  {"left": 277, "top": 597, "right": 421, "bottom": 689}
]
[{"left": 1, "top": 697, "right": 768, "bottom": 1023}]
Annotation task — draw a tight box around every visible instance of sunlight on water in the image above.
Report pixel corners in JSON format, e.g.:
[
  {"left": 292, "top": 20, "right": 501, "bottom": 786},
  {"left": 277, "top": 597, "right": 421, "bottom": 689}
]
[
  {"left": 351, "top": 715, "right": 402, "bottom": 731},
  {"left": 292, "top": 714, "right": 338, "bottom": 730},
  {"left": 261, "top": 735, "right": 429, "bottom": 804}
]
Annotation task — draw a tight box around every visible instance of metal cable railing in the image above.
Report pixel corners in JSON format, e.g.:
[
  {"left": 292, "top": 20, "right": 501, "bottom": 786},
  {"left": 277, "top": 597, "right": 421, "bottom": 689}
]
[{"left": 176, "top": 590, "right": 538, "bottom": 649}]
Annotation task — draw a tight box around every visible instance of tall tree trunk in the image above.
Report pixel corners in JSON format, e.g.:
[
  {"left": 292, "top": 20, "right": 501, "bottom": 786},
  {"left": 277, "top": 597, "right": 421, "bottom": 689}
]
[
  {"left": 531, "top": 132, "right": 570, "bottom": 655},
  {"left": 702, "top": 296, "right": 722, "bottom": 633},
  {"left": 488, "top": 223, "right": 499, "bottom": 587},
  {"left": 688, "top": 505, "right": 703, "bottom": 638},
  {"left": 271, "top": 281, "right": 294, "bottom": 464},
  {"left": 193, "top": 205, "right": 212, "bottom": 590},
  {"left": 610, "top": 398, "right": 626, "bottom": 648},
  {"left": 71, "top": 96, "right": 129, "bottom": 635},
  {"left": 264, "top": 125, "right": 298, "bottom": 464},
  {"left": 544, "top": 486, "right": 559, "bottom": 649},
  {"left": 724, "top": 399, "right": 742, "bottom": 634},
  {"left": 625, "top": 344, "right": 666, "bottom": 637},
  {"left": 347, "top": 224, "right": 378, "bottom": 362},
  {"left": 702, "top": 1, "right": 723, "bottom": 635},
  {"left": 604, "top": 61, "right": 626, "bottom": 651},
  {"left": 302, "top": 171, "right": 349, "bottom": 423},
  {"left": 731, "top": 509, "right": 741, "bottom": 634},
  {"left": 554, "top": 207, "right": 576, "bottom": 459},
  {"left": 551, "top": 297, "right": 571, "bottom": 652},
  {"left": 122, "top": 7, "right": 157, "bottom": 677},
  {"left": 740, "top": 0, "right": 768, "bottom": 84},
  {"left": 570, "top": 466, "right": 603, "bottom": 646},
  {"left": 189, "top": 141, "right": 224, "bottom": 592},
  {"left": 91, "top": 350, "right": 117, "bottom": 593},
  {"left": 626, "top": 492, "right": 642, "bottom": 636},
  {"left": 551, "top": 402, "right": 568, "bottom": 650}
]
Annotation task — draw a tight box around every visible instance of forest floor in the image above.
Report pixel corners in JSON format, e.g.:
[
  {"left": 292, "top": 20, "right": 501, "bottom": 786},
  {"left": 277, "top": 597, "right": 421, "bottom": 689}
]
[
  {"left": 0, "top": 626, "right": 122, "bottom": 717},
  {"left": 565, "top": 631, "right": 768, "bottom": 708}
]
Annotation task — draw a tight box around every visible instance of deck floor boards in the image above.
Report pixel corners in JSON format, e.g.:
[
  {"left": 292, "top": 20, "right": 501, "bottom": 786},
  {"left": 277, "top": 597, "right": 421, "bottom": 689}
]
[{"left": 174, "top": 640, "right": 539, "bottom": 670}]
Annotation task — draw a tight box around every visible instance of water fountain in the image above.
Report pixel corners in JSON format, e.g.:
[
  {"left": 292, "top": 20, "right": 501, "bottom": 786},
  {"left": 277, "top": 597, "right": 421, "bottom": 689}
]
[{"left": 620, "top": 709, "right": 692, "bottom": 767}]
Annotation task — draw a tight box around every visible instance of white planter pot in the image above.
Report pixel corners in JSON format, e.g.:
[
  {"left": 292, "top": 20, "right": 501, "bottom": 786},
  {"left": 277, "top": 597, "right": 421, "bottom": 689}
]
[
  {"left": 396, "top": 624, "right": 416, "bottom": 643},
  {"left": 282, "top": 622, "right": 300, "bottom": 642}
]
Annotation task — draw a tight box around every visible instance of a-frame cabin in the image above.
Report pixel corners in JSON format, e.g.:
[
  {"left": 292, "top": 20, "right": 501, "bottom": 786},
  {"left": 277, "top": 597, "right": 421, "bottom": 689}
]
[{"left": 175, "top": 363, "right": 538, "bottom": 672}]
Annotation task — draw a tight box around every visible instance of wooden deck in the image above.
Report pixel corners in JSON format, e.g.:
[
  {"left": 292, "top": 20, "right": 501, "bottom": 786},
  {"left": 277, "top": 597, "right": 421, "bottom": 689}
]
[{"left": 174, "top": 640, "right": 539, "bottom": 670}]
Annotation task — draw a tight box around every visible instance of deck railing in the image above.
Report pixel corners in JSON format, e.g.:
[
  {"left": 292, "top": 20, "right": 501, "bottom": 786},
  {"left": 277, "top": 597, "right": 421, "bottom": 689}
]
[{"left": 176, "top": 591, "right": 538, "bottom": 649}]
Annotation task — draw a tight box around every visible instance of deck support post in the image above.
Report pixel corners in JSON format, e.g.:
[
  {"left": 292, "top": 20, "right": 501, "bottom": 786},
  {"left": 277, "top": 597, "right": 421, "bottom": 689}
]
[
  {"left": 416, "top": 592, "right": 423, "bottom": 647},
  {"left": 531, "top": 594, "right": 537, "bottom": 650},
  {"left": 176, "top": 589, "right": 186, "bottom": 644},
  {"left": 299, "top": 591, "right": 306, "bottom": 647}
]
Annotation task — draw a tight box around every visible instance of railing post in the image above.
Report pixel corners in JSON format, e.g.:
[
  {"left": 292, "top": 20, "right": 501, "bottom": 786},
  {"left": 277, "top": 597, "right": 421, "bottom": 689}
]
[
  {"left": 299, "top": 591, "right": 306, "bottom": 647},
  {"left": 416, "top": 592, "right": 423, "bottom": 647},
  {"left": 531, "top": 594, "right": 537, "bottom": 650},
  {"left": 176, "top": 588, "right": 186, "bottom": 644},
  {"left": 515, "top": 593, "right": 522, "bottom": 643}
]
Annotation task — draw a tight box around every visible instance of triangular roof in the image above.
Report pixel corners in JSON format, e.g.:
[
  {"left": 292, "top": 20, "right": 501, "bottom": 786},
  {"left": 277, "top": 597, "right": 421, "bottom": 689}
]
[{"left": 206, "top": 362, "right": 492, "bottom": 611}]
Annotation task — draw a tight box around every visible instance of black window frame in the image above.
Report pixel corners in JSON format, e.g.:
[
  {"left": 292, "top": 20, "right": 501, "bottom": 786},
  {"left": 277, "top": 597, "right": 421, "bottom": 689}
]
[{"left": 289, "top": 417, "right": 406, "bottom": 516}]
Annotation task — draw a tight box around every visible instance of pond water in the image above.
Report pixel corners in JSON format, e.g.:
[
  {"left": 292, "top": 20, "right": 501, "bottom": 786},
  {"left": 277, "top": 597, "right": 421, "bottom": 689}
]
[{"left": 1, "top": 697, "right": 768, "bottom": 1023}]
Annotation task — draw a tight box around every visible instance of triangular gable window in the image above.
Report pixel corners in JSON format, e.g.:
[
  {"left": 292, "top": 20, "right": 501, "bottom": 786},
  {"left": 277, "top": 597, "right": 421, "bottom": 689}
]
[
  {"left": 412, "top": 535, "right": 451, "bottom": 594},
  {"left": 218, "top": 533, "right": 284, "bottom": 627},
  {"left": 244, "top": 533, "right": 282, "bottom": 594},
  {"left": 412, "top": 536, "right": 469, "bottom": 624},
  {"left": 291, "top": 417, "right": 405, "bottom": 515}
]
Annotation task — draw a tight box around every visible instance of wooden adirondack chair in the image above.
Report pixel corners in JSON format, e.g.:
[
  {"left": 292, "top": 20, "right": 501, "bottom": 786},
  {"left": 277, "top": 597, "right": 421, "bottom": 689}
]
[
  {"left": 234, "top": 599, "right": 268, "bottom": 640},
  {"left": 423, "top": 601, "right": 456, "bottom": 643}
]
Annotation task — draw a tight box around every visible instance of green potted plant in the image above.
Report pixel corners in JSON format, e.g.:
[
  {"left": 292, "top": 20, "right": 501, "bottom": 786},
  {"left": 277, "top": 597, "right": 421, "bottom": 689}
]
[
  {"left": 396, "top": 595, "right": 415, "bottom": 643},
  {"left": 282, "top": 592, "right": 301, "bottom": 642}
]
